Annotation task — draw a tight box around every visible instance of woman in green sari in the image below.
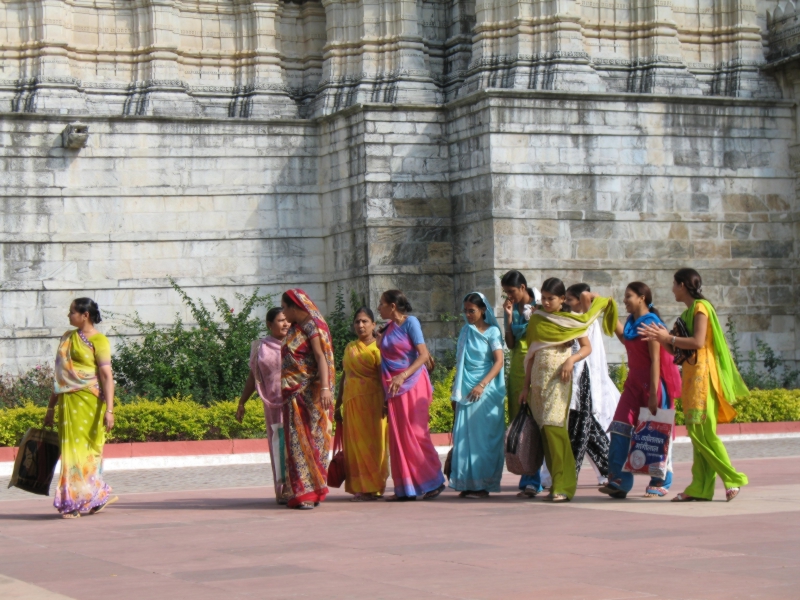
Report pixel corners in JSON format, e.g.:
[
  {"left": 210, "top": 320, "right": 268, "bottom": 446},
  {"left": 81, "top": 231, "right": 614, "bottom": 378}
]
[
  {"left": 44, "top": 298, "right": 117, "bottom": 518},
  {"left": 639, "top": 268, "right": 748, "bottom": 502}
]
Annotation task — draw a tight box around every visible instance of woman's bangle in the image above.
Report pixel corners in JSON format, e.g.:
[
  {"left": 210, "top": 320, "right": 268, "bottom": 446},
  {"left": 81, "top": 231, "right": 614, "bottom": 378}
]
[
  {"left": 671, "top": 336, "right": 676, "bottom": 346},
  {"left": 477, "top": 382, "right": 485, "bottom": 388},
  {"left": 321, "top": 387, "right": 330, "bottom": 391},
  {"left": 105, "top": 410, "right": 113, "bottom": 414},
  {"left": 46, "top": 407, "right": 54, "bottom": 412}
]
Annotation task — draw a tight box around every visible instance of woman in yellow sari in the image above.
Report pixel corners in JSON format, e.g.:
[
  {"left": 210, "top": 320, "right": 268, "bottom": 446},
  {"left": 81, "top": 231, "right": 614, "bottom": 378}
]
[
  {"left": 335, "top": 307, "right": 389, "bottom": 500},
  {"left": 43, "top": 298, "right": 117, "bottom": 518}
]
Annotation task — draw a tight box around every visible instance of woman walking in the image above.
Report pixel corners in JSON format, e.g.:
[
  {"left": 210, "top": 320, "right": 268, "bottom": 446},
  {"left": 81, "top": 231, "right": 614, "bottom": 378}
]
[
  {"left": 43, "top": 298, "right": 117, "bottom": 518},
  {"left": 378, "top": 289, "right": 446, "bottom": 501},
  {"left": 335, "top": 307, "right": 389, "bottom": 501},
  {"left": 236, "top": 307, "right": 291, "bottom": 504},
  {"left": 521, "top": 278, "right": 618, "bottom": 502},
  {"left": 563, "top": 284, "right": 620, "bottom": 486},
  {"left": 601, "top": 282, "right": 682, "bottom": 499},
  {"left": 280, "top": 289, "right": 336, "bottom": 510},
  {"left": 449, "top": 292, "right": 506, "bottom": 498},
  {"left": 501, "top": 270, "right": 544, "bottom": 497},
  {"left": 639, "top": 268, "right": 748, "bottom": 502}
]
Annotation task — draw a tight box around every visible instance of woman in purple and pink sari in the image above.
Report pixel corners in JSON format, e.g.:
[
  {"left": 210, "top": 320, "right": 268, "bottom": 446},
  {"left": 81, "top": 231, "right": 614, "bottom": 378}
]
[{"left": 377, "top": 289, "right": 446, "bottom": 501}]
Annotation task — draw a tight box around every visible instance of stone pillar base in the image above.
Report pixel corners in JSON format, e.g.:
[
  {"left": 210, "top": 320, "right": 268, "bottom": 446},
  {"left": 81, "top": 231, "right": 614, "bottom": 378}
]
[
  {"left": 627, "top": 63, "right": 702, "bottom": 95},
  {"left": 235, "top": 88, "right": 298, "bottom": 119},
  {"left": 711, "top": 65, "right": 781, "bottom": 99},
  {"left": 17, "top": 78, "right": 89, "bottom": 114},
  {"left": 124, "top": 82, "right": 200, "bottom": 117}
]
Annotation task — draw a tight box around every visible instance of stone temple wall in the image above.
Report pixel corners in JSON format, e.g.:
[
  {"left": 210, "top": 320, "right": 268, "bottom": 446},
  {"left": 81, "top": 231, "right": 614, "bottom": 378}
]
[{"left": 0, "top": 0, "right": 798, "bottom": 371}]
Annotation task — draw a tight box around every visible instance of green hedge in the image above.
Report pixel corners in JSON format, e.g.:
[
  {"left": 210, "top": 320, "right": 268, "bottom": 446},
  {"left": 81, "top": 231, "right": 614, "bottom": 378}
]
[
  {"left": 674, "top": 389, "right": 800, "bottom": 426},
  {"left": 0, "top": 397, "right": 267, "bottom": 447},
  {"left": 3, "top": 388, "right": 798, "bottom": 447}
]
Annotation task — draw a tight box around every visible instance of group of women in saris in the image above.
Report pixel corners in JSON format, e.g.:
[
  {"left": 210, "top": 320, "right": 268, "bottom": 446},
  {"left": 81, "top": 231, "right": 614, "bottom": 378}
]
[{"left": 45, "top": 266, "right": 749, "bottom": 518}]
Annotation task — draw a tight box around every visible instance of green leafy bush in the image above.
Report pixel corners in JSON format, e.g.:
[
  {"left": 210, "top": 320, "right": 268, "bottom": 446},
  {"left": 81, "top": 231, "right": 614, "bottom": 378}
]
[
  {"left": 112, "top": 280, "right": 274, "bottom": 404},
  {"left": 429, "top": 368, "right": 455, "bottom": 433},
  {"left": 0, "top": 364, "right": 55, "bottom": 408},
  {"left": 0, "top": 398, "right": 266, "bottom": 447},
  {"left": 726, "top": 319, "right": 798, "bottom": 390},
  {"left": 609, "top": 363, "right": 628, "bottom": 393},
  {"left": 674, "top": 389, "right": 800, "bottom": 426}
]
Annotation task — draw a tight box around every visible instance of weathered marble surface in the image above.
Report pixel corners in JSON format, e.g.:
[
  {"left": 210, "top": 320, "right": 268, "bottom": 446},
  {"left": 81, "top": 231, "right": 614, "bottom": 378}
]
[{"left": 0, "top": 0, "right": 798, "bottom": 370}]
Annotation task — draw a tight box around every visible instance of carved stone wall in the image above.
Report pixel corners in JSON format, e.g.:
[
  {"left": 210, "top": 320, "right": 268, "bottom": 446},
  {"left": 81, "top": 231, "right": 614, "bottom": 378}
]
[{"left": 0, "top": 0, "right": 798, "bottom": 370}]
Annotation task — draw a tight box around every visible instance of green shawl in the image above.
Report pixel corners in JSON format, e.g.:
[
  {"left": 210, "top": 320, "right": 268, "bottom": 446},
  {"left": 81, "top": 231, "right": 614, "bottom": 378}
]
[
  {"left": 525, "top": 297, "right": 618, "bottom": 354},
  {"left": 681, "top": 299, "right": 749, "bottom": 403}
]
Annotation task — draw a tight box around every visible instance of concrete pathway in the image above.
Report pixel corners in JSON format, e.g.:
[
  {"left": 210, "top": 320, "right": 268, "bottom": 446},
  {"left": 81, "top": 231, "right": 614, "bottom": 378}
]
[{"left": 0, "top": 448, "right": 798, "bottom": 599}]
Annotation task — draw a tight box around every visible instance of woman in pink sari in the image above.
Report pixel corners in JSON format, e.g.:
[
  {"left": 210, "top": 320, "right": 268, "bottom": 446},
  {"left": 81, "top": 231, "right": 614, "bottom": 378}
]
[
  {"left": 236, "top": 307, "right": 291, "bottom": 504},
  {"left": 377, "top": 289, "right": 446, "bottom": 501}
]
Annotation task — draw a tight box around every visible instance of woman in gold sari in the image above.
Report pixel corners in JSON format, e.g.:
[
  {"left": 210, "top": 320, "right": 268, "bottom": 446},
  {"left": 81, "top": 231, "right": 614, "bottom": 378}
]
[
  {"left": 335, "top": 307, "right": 388, "bottom": 500},
  {"left": 43, "top": 298, "right": 117, "bottom": 518}
]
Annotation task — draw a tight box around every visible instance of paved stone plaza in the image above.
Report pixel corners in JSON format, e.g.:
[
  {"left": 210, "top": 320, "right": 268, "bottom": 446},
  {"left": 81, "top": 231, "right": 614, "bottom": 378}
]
[{"left": 1, "top": 439, "right": 799, "bottom": 599}]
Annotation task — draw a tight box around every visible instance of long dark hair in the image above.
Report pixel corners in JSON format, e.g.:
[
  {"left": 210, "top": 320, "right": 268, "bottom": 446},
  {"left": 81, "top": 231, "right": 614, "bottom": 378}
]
[
  {"left": 673, "top": 268, "right": 705, "bottom": 300},
  {"left": 566, "top": 283, "right": 590, "bottom": 299},
  {"left": 353, "top": 306, "right": 375, "bottom": 322},
  {"left": 281, "top": 292, "right": 303, "bottom": 311},
  {"left": 541, "top": 277, "right": 566, "bottom": 297},
  {"left": 501, "top": 270, "right": 527, "bottom": 289},
  {"left": 626, "top": 282, "right": 660, "bottom": 318},
  {"left": 73, "top": 298, "right": 102, "bottom": 324},
  {"left": 463, "top": 293, "right": 487, "bottom": 320},
  {"left": 266, "top": 307, "right": 284, "bottom": 324},
  {"left": 382, "top": 290, "right": 412, "bottom": 313}
]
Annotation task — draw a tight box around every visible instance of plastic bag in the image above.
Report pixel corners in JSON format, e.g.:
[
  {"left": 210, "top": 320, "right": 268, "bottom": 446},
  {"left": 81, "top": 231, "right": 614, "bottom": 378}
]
[
  {"left": 505, "top": 404, "right": 544, "bottom": 475},
  {"left": 326, "top": 426, "right": 346, "bottom": 488},
  {"left": 8, "top": 427, "right": 61, "bottom": 496},
  {"left": 623, "top": 408, "right": 675, "bottom": 480}
]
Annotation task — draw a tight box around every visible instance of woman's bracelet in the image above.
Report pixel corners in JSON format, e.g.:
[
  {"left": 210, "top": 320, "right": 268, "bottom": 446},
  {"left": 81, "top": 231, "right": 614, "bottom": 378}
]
[
  {"left": 671, "top": 335, "right": 676, "bottom": 347},
  {"left": 46, "top": 407, "right": 55, "bottom": 413},
  {"left": 321, "top": 387, "right": 330, "bottom": 391},
  {"left": 106, "top": 409, "right": 113, "bottom": 414},
  {"left": 477, "top": 382, "right": 485, "bottom": 389}
]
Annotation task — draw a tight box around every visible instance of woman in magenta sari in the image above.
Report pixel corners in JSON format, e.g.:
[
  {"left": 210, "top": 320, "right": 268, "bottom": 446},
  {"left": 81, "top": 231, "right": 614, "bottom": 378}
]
[
  {"left": 236, "top": 307, "right": 291, "bottom": 504},
  {"left": 377, "top": 289, "right": 446, "bottom": 501},
  {"left": 280, "top": 289, "right": 336, "bottom": 510}
]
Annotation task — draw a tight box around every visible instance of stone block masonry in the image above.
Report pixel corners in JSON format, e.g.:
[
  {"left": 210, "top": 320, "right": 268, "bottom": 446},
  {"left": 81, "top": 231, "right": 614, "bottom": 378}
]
[{"left": 1, "top": 0, "right": 799, "bottom": 371}]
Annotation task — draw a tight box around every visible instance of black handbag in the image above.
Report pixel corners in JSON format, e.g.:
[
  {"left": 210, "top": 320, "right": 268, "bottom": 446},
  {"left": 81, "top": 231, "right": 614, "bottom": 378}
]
[{"left": 671, "top": 317, "right": 697, "bottom": 366}]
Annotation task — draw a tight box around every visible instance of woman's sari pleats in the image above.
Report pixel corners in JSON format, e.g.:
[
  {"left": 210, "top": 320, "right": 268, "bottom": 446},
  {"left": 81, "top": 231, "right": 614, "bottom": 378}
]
[
  {"left": 450, "top": 298, "right": 506, "bottom": 493},
  {"left": 250, "top": 337, "right": 288, "bottom": 503},
  {"left": 280, "top": 289, "right": 335, "bottom": 508},
  {"left": 380, "top": 318, "right": 444, "bottom": 498},
  {"left": 679, "top": 302, "right": 748, "bottom": 499},
  {"left": 53, "top": 330, "right": 112, "bottom": 514},
  {"left": 342, "top": 340, "right": 388, "bottom": 495}
]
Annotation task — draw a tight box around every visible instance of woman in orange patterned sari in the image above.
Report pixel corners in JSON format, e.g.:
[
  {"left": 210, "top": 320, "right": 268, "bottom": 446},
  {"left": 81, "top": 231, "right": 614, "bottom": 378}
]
[
  {"left": 280, "top": 289, "right": 336, "bottom": 510},
  {"left": 335, "top": 307, "right": 388, "bottom": 500}
]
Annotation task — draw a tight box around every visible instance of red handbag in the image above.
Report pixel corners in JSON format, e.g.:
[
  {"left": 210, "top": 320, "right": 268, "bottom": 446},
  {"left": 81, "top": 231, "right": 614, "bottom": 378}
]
[{"left": 327, "top": 426, "right": 346, "bottom": 488}]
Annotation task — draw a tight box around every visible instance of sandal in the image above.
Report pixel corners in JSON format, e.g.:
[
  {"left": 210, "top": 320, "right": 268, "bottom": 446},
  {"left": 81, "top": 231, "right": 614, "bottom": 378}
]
[
  {"left": 598, "top": 485, "right": 618, "bottom": 496},
  {"left": 726, "top": 487, "right": 740, "bottom": 502},
  {"left": 350, "top": 494, "right": 379, "bottom": 502},
  {"left": 384, "top": 494, "right": 415, "bottom": 502},
  {"left": 295, "top": 502, "right": 315, "bottom": 510},
  {"left": 90, "top": 495, "right": 118, "bottom": 515},
  {"left": 644, "top": 487, "right": 669, "bottom": 498},
  {"left": 671, "top": 493, "right": 709, "bottom": 502},
  {"left": 464, "top": 490, "right": 489, "bottom": 499},
  {"left": 550, "top": 493, "right": 569, "bottom": 503},
  {"left": 422, "top": 484, "right": 446, "bottom": 501},
  {"left": 61, "top": 510, "right": 81, "bottom": 519}
]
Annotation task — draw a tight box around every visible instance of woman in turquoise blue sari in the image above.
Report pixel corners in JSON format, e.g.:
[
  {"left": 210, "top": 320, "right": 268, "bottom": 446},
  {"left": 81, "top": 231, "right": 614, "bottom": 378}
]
[{"left": 450, "top": 292, "right": 506, "bottom": 498}]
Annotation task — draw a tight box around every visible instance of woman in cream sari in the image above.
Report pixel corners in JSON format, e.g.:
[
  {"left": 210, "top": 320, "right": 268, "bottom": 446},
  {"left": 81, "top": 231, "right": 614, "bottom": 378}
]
[
  {"left": 521, "top": 278, "right": 618, "bottom": 502},
  {"left": 44, "top": 298, "right": 117, "bottom": 518}
]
